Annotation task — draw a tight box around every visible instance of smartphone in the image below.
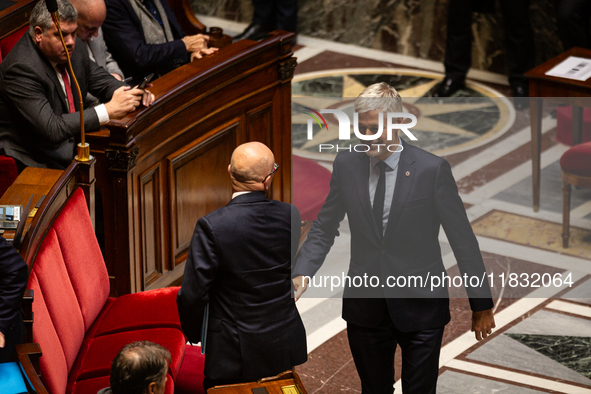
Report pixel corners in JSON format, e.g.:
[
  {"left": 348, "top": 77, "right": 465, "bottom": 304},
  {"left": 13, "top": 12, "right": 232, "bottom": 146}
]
[{"left": 137, "top": 73, "right": 154, "bottom": 90}]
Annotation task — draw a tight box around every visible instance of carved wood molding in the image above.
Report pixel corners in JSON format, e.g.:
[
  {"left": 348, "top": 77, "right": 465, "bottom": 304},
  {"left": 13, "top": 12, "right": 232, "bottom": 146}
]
[
  {"left": 279, "top": 58, "right": 298, "bottom": 81},
  {"left": 105, "top": 147, "right": 140, "bottom": 172}
]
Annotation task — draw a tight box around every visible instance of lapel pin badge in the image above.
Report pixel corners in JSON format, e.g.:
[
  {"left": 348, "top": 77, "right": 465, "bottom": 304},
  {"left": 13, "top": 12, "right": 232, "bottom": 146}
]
[{"left": 405, "top": 171, "right": 410, "bottom": 177}]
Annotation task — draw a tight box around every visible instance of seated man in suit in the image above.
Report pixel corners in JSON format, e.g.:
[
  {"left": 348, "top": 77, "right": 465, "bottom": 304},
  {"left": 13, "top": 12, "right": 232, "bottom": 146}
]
[
  {"left": 0, "top": 0, "right": 154, "bottom": 170},
  {"left": 97, "top": 341, "right": 170, "bottom": 394},
  {"left": 177, "top": 142, "right": 307, "bottom": 391},
  {"left": 0, "top": 236, "right": 28, "bottom": 363},
  {"left": 70, "top": 0, "right": 125, "bottom": 107},
  {"left": 102, "top": 0, "right": 218, "bottom": 84}
]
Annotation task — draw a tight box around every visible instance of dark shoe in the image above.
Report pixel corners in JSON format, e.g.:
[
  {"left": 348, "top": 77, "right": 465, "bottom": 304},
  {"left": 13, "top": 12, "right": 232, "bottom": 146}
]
[
  {"left": 233, "top": 24, "right": 270, "bottom": 42},
  {"left": 432, "top": 76, "right": 465, "bottom": 97},
  {"left": 511, "top": 84, "right": 529, "bottom": 110}
]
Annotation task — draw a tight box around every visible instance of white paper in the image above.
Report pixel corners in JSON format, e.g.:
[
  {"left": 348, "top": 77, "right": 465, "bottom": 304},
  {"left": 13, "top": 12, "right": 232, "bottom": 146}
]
[{"left": 545, "top": 56, "right": 591, "bottom": 81}]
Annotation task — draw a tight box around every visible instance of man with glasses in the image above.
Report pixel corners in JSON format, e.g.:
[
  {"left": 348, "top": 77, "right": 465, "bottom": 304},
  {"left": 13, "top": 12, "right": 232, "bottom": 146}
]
[{"left": 177, "top": 142, "right": 307, "bottom": 391}]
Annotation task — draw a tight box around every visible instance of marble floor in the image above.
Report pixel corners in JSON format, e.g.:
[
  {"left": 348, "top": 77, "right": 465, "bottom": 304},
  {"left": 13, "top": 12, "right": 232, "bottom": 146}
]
[{"left": 201, "top": 16, "right": 591, "bottom": 394}]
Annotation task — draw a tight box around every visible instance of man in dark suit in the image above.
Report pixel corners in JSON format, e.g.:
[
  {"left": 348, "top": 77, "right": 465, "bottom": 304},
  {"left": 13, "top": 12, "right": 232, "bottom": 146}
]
[
  {"left": 0, "top": 236, "right": 28, "bottom": 363},
  {"left": 102, "top": 0, "right": 217, "bottom": 84},
  {"left": 177, "top": 142, "right": 307, "bottom": 391},
  {"left": 70, "top": 0, "right": 125, "bottom": 107},
  {"left": 0, "top": 0, "right": 153, "bottom": 170},
  {"left": 293, "top": 83, "right": 495, "bottom": 394}
]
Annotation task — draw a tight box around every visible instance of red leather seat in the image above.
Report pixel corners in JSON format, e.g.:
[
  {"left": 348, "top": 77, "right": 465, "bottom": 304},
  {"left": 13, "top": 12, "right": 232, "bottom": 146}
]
[
  {"left": 27, "top": 188, "right": 205, "bottom": 394},
  {"left": 559, "top": 141, "right": 591, "bottom": 248},
  {"left": 293, "top": 155, "right": 331, "bottom": 221},
  {"left": 0, "top": 155, "right": 18, "bottom": 197},
  {"left": 0, "top": 25, "right": 28, "bottom": 62},
  {"left": 560, "top": 141, "right": 591, "bottom": 177}
]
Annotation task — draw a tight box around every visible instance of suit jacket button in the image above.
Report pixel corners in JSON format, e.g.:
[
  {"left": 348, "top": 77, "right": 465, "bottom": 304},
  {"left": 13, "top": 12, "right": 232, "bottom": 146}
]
[
  {"left": 381, "top": 250, "right": 386, "bottom": 255},
  {"left": 69, "top": 138, "right": 74, "bottom": 143}
]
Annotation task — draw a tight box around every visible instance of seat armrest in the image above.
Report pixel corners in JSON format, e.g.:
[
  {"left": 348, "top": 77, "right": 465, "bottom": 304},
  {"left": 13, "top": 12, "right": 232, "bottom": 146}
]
[
  {"left": 22, "top": 289, "right": 33, "bottom": 343},
  {"left": 15, "top": 343, "right": 49, "bottom": 394}
]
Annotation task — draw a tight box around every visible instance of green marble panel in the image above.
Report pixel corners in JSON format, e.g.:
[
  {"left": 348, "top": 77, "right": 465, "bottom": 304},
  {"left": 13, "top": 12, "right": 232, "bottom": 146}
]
[{"left": 506, "top": 334, "right": 591, "bottom": 379}]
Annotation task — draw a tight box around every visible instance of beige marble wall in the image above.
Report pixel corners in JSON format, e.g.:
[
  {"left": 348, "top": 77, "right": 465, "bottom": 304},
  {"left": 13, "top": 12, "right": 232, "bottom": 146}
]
[{"left": 191, "top": 0, "right": 564, "bottom": 75}]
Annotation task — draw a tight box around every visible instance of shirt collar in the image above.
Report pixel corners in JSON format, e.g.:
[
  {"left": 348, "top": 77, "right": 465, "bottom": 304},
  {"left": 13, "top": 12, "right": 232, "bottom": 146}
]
[
  {"left": 232, "top": 191, "right": 252, "bottom": 200},
  {"left": 370, "top": 151, "right": 401, "bottom": 170}
]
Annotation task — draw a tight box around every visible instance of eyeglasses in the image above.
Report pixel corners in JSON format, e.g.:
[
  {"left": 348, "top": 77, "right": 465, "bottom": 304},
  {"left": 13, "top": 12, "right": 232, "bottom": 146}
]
[{"left": 262, "top": 163, "right": 279, "bottom": 183}]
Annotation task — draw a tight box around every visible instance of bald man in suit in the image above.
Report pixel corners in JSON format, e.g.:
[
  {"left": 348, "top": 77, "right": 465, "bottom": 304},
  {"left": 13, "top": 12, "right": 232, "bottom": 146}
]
[{"left": 177, "top": 142, "right": 307, "bottom": 391}]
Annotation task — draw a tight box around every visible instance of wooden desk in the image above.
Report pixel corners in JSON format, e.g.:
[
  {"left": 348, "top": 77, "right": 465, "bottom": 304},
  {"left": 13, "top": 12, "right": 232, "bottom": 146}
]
[
  {"left": 0, "top": 0, "right": 295, "bottom": 296},
  {"left": 209, "top": 371, "right": 307, "bottom": 394},
  {"left": 525, "top": 47, "right": 591, "bottom": 211},
  {"left": 0, "top": 168, "right": 62, "bottom": 242},
  {"left": 89, "top": 31, "right": 296, "bottom": 296}
]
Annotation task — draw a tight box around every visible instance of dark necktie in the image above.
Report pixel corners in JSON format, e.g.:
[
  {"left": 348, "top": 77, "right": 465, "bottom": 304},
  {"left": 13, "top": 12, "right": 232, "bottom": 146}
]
[
  {"left": 143, "top": 0, "right": 163, "bottom": 27},
  {"left": 57, "top": 64, "right": 75, "bottom": 114},
  {"left": 373, "top": 161, "right": 387, "bottom": 235}
]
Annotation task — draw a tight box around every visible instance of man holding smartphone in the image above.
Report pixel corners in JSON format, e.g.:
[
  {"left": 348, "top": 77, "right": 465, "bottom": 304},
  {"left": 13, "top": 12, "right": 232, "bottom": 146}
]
[{"left": 0, "top": 0, "right": 155, "bottom": 171}]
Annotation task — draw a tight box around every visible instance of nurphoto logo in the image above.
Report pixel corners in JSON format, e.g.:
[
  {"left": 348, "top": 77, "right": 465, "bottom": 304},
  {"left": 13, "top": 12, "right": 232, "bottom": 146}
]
[{"left": 303, "top": 108, "right": 419, "bottom": 153}]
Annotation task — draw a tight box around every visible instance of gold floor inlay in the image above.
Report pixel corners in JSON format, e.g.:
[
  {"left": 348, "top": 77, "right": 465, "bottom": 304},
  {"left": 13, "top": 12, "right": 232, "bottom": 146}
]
[{"left": 472, "top": 210, "right": 591, "bottom": 260}]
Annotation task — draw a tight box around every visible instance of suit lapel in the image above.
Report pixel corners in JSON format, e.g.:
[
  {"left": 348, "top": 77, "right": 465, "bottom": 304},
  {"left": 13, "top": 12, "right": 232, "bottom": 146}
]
[
  {"left": 24, "top": 35, "right": 69, "bottom": 112},
  {"left": 384, "top": 140, "right": 415, "bottom": 239},
  {"left": 356, "top": 153, "right": 381, "bottom": 239},
  {"left": 45, "top": 65, "right": 69, "bottom": 112}
]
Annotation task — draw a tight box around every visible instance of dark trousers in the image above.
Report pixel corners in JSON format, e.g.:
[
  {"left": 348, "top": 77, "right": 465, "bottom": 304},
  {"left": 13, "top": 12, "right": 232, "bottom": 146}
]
[
  {"left": 557, "top": 0, "right": 591, "bottom": 51},
  {"left": 444, "top": 0, "right": 535, "bottom": 87},
  {"left": 347, "top": 318, "right": 444, "bottom": 394},
  {"left": 252, "top": 0, "right": 298, "bottom": 32},
  {"left": 0, "top": 318, "right": 25, "bottom": 363}
]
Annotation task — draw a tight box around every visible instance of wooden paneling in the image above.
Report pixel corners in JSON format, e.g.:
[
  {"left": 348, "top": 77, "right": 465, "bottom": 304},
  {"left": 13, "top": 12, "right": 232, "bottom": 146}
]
[
  {"left": 169, "top": 124, "right": 236, "bottom": 266},
  {"left": 139, "top": 165, "right": 162, "bottom": 286},
  {"left": 247, "top": 103, "right": 273, "bottom": 146},
  {"left": 87, "top": 31, "right": 296, "bottom": 295}
]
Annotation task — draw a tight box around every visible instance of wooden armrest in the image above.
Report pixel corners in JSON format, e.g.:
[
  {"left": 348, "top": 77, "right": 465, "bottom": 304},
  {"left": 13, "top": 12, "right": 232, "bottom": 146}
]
[
  {"left": 15, "top": 343, "right": 49, "bottom": 394},
  {"left": 22, "top": 289, "right": 33, "bottom": 343},
  {"left": 168, "top": 0, "right": 205, "bottom": 35}
]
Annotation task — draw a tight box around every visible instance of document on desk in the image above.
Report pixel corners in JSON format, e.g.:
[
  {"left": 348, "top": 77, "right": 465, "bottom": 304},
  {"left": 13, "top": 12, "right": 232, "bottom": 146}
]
[{"left": 545, "top": 56, "right": 591, "bottom": 81}]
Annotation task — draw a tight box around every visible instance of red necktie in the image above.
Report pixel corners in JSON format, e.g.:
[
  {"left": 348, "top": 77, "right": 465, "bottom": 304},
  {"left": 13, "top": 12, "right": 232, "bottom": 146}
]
[{"left": 57, "top": 64, "right": 75, "bottom": 113}]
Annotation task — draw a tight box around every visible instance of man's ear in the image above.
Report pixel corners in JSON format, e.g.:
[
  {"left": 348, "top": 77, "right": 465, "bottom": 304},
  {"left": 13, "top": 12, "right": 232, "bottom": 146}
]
[
  {"left": 34, "top": 26, "right": 44, "bottom": 44},
  {"left": 263, "top": 174, "right": 273, "bottom": 192},
  {"left": 228, "top": 164, "right": 231, "bottom": 176},
  {"left": 147, "top": 381, "right": 157, "bottom": 394}
]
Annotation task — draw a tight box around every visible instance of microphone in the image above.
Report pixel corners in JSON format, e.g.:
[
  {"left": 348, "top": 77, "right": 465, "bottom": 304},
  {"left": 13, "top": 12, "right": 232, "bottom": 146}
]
[
  {"left": 45, "top": 0, "right": 90, "bottom": 162},
  {"left": 46, "top": 0, "right": 58, "bottom": 13}
]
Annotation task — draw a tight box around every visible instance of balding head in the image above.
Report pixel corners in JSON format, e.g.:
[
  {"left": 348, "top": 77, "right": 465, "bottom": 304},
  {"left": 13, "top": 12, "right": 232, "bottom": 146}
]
[
  {"left": 229, "top": 142, "right": 275, "bottom": 192},
  {"left": 70, "top": 0, "right": 106, "bottom": 43}
]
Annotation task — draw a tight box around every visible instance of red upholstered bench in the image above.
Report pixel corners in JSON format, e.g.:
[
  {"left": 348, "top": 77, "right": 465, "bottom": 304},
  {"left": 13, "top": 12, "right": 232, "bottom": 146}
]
[
  {"left": 21, "top": 187, "right": 204, "bottom": 394},
  {"left": 556, "top": 106, "right": 591, "bottom": 146},
  {"left": 0, "top": 155, "right": 18, "bottom": 197},
  {"left": 560, "top": 141, "right": 591, "bottom": 248},
  {"left": 292, "top": 155, "right": 331, "bottom": 221},
  {"left": 0, "top": 25, "right": 28, "bottom": 62}
]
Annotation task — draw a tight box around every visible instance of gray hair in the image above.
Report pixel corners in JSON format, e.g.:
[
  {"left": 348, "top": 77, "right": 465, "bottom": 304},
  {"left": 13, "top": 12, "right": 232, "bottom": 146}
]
[
  {"left": 29, "top": 0, "right": 78, "bottom": 37},
  {"left": 354, "top": 82, "right": 403, "bottom": 113}
]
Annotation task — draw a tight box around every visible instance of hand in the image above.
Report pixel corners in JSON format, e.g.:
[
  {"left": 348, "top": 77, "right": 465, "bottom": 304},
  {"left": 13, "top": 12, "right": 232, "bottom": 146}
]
[
  {"left": 190, "top": 47, "right": 219, "bottom": 61},
  {"left": 142, "top": 89, "right": 155, "bottom": 107},
  {"left": 139, "top": 83, "right": 155, "bottom": 107},
  {"left": 181, "top": 34, "right": 210, "bottom": 53},
  {"left": 293, "top": 275, "right": 309, "bottom": 301},
  {"left": 472, "top": 309, "right": 496, "bottom": 341},
  {"left": 104, "top": 86, "right": 143, "bottom": 119},
  {"left": 110, "top": 73, "right": 123, "bottom": 81},
  {"left": 0, "top": 331, "right": 4, "bottom": 348}
]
